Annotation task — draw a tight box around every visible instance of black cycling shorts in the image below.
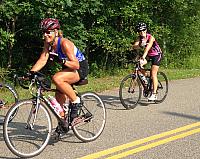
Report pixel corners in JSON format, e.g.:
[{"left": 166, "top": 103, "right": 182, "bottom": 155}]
[
  {"left": 62, "top": 59, "right": 89, "bottom": 80},
  {"left": 148, "top": 53, "right": 163, "bottom": 66},
  {"left": 77, "top": 60, "right": 89, "bottom": 80}
]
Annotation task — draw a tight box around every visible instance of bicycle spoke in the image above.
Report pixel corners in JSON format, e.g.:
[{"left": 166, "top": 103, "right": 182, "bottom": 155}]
[
  {"left": 72, "top": 92, "right": 106, "bottom": 142},
  {"left": 155, "top": 72, "right": 168, "bottom": 103},
  {"left": 3, "top": 100, "right": 52, "bottom": 158},
  {"left": 119, "top": 74, "right": 141, "bottom": 109},
  {"left": 0, "top": 84, "right": 18, "bottom": 125}
]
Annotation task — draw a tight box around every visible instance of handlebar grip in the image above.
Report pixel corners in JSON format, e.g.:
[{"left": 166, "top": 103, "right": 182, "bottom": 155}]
[{"left": 13, "top": 74, "right": 30, "bottom": 89}]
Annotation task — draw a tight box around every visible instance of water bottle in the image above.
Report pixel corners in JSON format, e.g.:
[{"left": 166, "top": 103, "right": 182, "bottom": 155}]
[
  {"left": 146, "top": 76, "right": 151, "bottom": 90},
  {"left": 63, "top": 97, "right": 70, "bottom": 115},
  {"left": 140, "top": 74, "right": 148, "bottom": 85},
  {"left": 141, "top": 39, "right": 146, "bottom": 48},
  {"left": 48, "top": 95, "right": 64, "bottom": 117}
]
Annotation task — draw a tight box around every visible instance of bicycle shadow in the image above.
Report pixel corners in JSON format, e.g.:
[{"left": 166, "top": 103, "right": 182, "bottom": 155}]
[
  {"left": 0, "top": 123, "right": 82, "bottom": 155},
  {"left": 0, "top": 126, "right": 20, "bottom": 159},
  {"left": 98, "top": 94, "right": 125, "bottom": 110},
  {"left": 0, "top": 156, "right": 19, "bottom": 159},
  {"left": 98, "top": 94, "right": 154, "bottom": 110},
  {"left": 138, "top": 97, "right": 156, "bottom": 106},
  {"left": 48, "top": 129, "right": 82, "bottom": 145}
]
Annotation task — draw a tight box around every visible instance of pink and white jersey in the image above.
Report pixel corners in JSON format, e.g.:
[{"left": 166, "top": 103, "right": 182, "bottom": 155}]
[{"left": 139, "top": 33, "right": 162, "bottom": 56}]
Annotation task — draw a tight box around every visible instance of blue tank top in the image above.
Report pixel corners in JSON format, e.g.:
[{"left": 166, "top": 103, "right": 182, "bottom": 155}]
[{"left": 56, "top": 37, "right": 85, "bottom": 62}]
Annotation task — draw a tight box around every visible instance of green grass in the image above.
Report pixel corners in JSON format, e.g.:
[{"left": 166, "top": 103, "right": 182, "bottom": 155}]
[
  {"left": 76, "top": 68, "right": 200, "bottom": 93},
  {"left": 2, "top": 68, "right": 200, "bottom": 101},
  {"left": 162, "top": 68, "right": 200, "bottom": 81}
]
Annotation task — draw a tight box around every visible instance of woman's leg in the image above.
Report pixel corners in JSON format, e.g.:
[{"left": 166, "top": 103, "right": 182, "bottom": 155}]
[
  {"left": 148, "top": 64, "right": 159, "bottom": 101},
  {"left": 151, "top": 65, "right": 159, "bottom": 94},
  {"left": 55, "top": 91, "right": 68, "bottom": 106},
  {"left": 148, "top": 54, "right": 162, "bottom": 101},
  {"left": 52, "top": 68, "right": 80, "bottom": 103}
]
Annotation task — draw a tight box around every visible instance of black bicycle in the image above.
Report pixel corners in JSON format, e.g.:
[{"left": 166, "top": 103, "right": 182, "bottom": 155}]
[
  {"left": 0, "top": 80, "right": 19, "bottom": 125},
  {"left": 3, "top": 72, "right": 106, "bottom": 158},
  {"left": 119, "top": 60, "right": 168, "bottom": 109}
]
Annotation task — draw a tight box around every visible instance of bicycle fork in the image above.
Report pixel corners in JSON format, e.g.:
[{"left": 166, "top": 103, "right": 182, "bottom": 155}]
[{"left": 25, "top": 97, "right": 40, "bottom": 130}]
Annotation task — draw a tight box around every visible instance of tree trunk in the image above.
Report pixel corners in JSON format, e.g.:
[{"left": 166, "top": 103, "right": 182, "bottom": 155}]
[{"left": 7, "top": 17, "right": 16, "bottom": 68}]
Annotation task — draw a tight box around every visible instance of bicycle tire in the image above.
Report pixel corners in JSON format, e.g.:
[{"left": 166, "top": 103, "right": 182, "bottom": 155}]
[
  {"left": 119, "top": 74, "right": 142, "bottom": 109},
  {"left": 155, "top": 71, "right": 168, "bottom": 103},
  {"left": 72, "top": 92, "right": 106, "bottom": 142},
  {"left": 0, "top": 83, "right": 19, "bottom": 125},
  {"left": 3, "top": 100, "right": 52, "bottom": 158}
]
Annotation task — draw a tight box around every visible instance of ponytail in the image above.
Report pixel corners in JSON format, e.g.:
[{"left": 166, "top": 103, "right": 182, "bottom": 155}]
[{"left": 58, "top": 30, "right": 63, "bottom": 37}]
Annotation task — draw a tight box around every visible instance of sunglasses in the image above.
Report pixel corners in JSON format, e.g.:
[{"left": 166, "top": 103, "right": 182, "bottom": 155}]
[
  {"left": 138, "top": 29, "right": 146, "bottom": 33},
  {"left": 43, "top": 30, "right": 54, "bottom": 35}
]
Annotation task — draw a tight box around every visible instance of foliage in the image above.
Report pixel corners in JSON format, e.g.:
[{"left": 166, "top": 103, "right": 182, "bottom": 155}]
[{"left": 0, "top": 0, "right": 200, "bottom": 76}]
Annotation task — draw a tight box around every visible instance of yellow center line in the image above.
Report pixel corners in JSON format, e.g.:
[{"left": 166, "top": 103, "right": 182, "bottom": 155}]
[
  {"left": 107, "top": 127, "right": 200, "bottom": 159},
  {"left": 79, "top": 122, "right": 200, "bottom": 159}
]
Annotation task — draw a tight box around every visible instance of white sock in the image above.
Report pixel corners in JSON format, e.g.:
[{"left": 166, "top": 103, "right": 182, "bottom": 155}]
[{"left": 72, "top": 97, "right": 80, "bottom": 104}]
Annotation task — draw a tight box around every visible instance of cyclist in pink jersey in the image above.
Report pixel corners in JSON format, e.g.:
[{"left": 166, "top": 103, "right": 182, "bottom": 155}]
[{"left": 132, "top": 22, "right": 163, "bottom": 101}]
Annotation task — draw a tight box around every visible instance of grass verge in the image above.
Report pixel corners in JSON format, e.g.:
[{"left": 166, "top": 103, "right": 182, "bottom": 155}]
[
  {"left": 77, "top": 68, "right": 200, "bottom": 93},
  {"left": 4, "top": 68, "right": 200, "bottom": 100}
]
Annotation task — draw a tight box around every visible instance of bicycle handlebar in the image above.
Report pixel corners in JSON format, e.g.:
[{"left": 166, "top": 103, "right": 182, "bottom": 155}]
[
  {"left": 28, "top": 72, "right": 56, "bottom": 92},
  {"left": 13, "top": 74, "right": 30, "bottom": 89},
  {"left": 133, "top": 60, "right": 144, "bottom": 70},
  {"left": 13, "top": 71, "right": 53, "bottom": 91}
]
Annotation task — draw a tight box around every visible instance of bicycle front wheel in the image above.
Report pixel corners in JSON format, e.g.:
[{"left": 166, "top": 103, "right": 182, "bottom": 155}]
[
  {"left": 155, "top": 71, "right": 168, "bottom": 103},
  {"left": 3, "top": 100, "right": 52, "bottom": 158},
  {"left": 72, "top": 92, "right": 106, "bottom": 142},
  {"left": 119, "top": 74, "right": 142, "bottom": 109},
  {"left": 0, "top": 83, "right": 19, "bottom": 125}
]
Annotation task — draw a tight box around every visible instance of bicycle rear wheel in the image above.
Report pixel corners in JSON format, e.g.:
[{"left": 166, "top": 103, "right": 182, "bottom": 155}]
[
  {"left": 119, "top": 74, "right": 142, "bottom": 109},
  {"left": 0, "top": 83, "right": 19, "bottom": 125},
  {"left": 72, "top": 92, "right": 106, "bottom": 142},
  {"left": 3, "top": 100, "right": 52, "bottom": 158},
  {"left": 155, "top": 71, "right": 168, "bottom": 103}
]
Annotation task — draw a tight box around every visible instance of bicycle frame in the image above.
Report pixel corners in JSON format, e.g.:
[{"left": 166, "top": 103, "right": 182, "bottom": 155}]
[
  {"left": 24, "top": 74, "right": 93, "bottom": 130},
  {"left": 132, "top": 61, "right": 151, "bottom": 89},
  {"left": 25, "top": 79, "right": 65, "bottom": 130}
]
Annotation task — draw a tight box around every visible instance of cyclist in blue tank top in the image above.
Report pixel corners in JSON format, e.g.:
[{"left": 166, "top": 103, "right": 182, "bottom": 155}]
[{"left": 30, "top": 18, "right": 88, "bottom": 133}]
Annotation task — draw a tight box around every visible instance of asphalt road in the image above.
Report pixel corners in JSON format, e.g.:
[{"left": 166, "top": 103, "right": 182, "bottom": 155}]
[{"left": 1, "top": 77, "right": 200, "bottom": 159}]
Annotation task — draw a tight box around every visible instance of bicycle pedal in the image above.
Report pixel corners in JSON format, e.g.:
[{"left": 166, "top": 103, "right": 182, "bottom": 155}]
[
  {"left": 0, "top": 101, "right": 7, "bottom": 108},
  {"left": 148, "top": 99, "right": 157, "bottom": 102},
  {"left": 128, "top": 90, "right": 134, "bottom": 93},
  {"left": 51, "top": 132, "right": 61, "bottom": 141},
  {"left": 51, "top": 129, "right": 65, "bottom": 140},
  {"left": 71, "top": 116, "right": 84, "bottom": 126}
]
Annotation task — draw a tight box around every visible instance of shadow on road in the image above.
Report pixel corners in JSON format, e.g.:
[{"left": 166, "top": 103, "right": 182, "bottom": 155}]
[
  {"left": 98, "top": 94, "right": 124, "bottom": 110},
  {"left": 98, "top": 94, "right": 152, "bottom": 110},
  {"left": 162, "top": 111, "right": 200, "bottom": 121},
  {"left": 48, "top": 130, "right": 82, "bottom": 145},
  {"left": 0, "top": 156, "right": 18, "bottom": 159},
  {"left": 0, "top": 126, "right": 19, "bottom": 159}
]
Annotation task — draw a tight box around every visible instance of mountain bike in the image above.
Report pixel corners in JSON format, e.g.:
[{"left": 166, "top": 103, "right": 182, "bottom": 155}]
[
  {"left": 3, "top": 72, "right": 106, "bottom": 158},
  {"left": 0, "top": 80, "right": 19, "bottom": 125},
  {"left": 119, "top": 60, "right": 168, "bottom": 109}
]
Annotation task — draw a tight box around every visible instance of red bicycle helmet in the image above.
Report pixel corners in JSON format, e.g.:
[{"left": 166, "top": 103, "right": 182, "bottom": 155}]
[{"left": 40, "top": 18, "right": 60, "bottom": 31}]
